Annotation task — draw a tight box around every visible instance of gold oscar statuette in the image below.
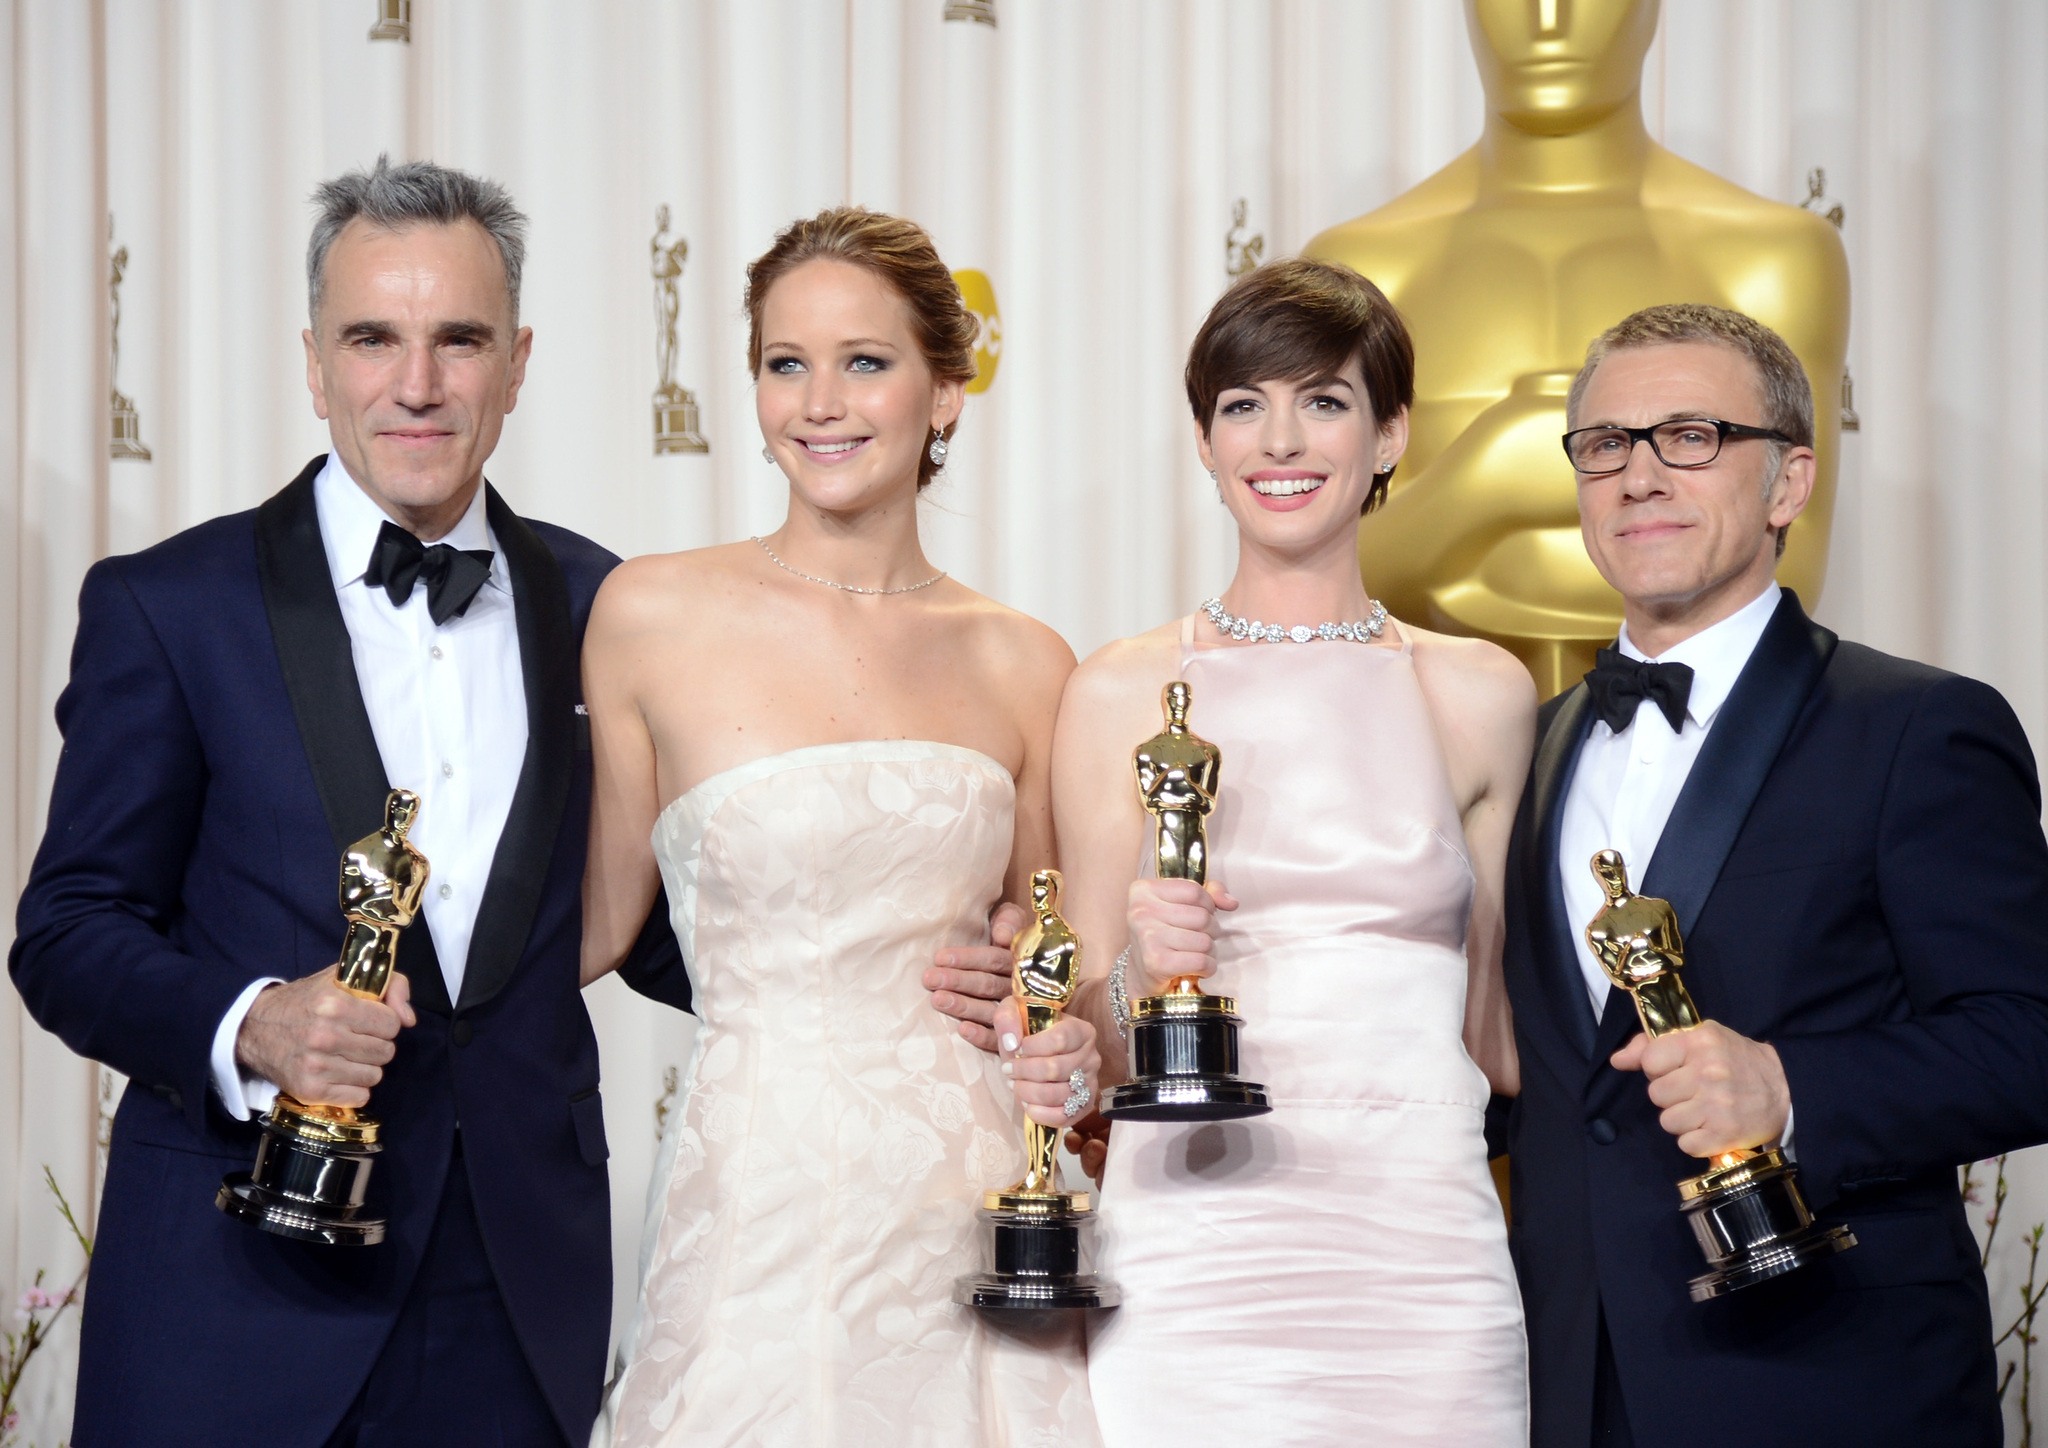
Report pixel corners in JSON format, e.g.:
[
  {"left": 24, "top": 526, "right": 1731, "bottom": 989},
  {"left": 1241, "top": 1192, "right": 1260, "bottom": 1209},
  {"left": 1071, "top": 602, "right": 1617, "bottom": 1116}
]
[
  {"left": 1586, "top": 849, "right": 1855, "bottom": 1299},
  {"left": 1099, "top": 682, "right": 1271, "bottom": 1122},
  {"left": 955, "top": 869, "right": 1119, "bottom": 1310},
  {"left": 216, "top": 790, "right": 430, "bottom": 1246}
]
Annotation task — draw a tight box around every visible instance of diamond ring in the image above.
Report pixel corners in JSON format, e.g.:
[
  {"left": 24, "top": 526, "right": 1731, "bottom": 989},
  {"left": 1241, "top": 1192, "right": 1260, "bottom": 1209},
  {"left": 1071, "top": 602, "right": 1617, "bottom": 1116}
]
[{"left": 1064, "top": 1068, "right": 1091, "bottom": 1119}]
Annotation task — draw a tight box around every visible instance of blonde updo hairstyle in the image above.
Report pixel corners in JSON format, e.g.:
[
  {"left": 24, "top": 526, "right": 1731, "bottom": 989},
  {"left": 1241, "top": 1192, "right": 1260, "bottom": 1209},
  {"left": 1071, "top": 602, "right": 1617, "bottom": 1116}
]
[{"left": 745, "top": 207, "right": 979, "bottom": 489}]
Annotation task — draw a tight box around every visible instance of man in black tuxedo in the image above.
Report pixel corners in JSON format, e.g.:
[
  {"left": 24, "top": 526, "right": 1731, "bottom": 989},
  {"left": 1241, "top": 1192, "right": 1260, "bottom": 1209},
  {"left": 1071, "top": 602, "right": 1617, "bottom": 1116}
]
[
  {"left": 10, "top": 158, "right": 686, "bottom": 1445},
  {"left": 1503, "top": 302, "right": 2048, "bottom": 1448}
]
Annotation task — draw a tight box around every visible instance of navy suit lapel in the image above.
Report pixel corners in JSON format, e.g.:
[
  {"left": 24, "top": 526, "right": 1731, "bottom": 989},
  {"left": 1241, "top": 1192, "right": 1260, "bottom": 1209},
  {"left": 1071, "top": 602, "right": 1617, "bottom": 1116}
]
[
  {"left": 255, "top": 459, "right": 453, "bottom": 1014},
  {"left": 1527, "top": 683, "right": 1602, "bottom": 1058},
  {"left": 456, "top": 488, "right": 576, "bottom": 1014},
  {"left": 1589, "top": 590, "right": 1837, "bottom": 1057}
]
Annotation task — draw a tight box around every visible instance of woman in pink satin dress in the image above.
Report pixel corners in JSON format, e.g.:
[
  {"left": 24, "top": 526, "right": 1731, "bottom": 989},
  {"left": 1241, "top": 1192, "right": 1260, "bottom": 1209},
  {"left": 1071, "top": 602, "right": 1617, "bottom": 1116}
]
[{"left": 1053, "top": 258, "right": 1535, "bottom": 1444}]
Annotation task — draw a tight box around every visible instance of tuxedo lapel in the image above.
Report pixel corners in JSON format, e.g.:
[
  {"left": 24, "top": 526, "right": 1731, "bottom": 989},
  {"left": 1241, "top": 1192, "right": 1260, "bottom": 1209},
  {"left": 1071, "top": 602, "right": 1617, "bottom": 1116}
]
[
  {"left": 1527, "top": 683, "right": 1602, "bottom": 1058},
  {"left": 256, "top": 459, "right": 452, "bottom": 1014},
  {"left": 1587, "top": 591, "right": 1836, "bottom": 1056},
  {"left": 457, "top": 488, "right": 576, "bottom": 1014}
]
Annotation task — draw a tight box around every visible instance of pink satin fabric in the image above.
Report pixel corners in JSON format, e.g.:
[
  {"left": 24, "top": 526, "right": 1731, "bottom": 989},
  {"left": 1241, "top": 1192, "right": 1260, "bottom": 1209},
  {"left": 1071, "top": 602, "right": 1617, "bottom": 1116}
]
[{"left": 1087, "top": 624, "right": 1529, "bottom": 1446}]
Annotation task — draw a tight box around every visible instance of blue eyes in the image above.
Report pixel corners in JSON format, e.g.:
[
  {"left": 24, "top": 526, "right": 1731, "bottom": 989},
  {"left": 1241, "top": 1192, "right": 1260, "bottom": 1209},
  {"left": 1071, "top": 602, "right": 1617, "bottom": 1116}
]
[{"left": 764, "top": 354, "right": 891, "bottom": 375}]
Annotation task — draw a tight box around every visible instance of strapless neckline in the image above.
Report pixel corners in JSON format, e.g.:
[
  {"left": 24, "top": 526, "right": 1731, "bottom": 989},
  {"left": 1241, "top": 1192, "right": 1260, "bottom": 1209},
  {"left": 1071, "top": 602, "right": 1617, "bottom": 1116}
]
[{"left": 657, "top": 739, "right": 1014, "bottom": 829}]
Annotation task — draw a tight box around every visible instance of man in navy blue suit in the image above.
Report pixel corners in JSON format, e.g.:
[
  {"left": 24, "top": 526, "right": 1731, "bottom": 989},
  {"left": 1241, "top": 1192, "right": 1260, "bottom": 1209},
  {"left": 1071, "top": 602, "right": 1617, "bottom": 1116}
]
[
  {"left": 11, "top": 158, "right": 687, "bottom": 1446},
  {"left": 1503, "top": 303, "right": 2048, "bottom": 1448}
]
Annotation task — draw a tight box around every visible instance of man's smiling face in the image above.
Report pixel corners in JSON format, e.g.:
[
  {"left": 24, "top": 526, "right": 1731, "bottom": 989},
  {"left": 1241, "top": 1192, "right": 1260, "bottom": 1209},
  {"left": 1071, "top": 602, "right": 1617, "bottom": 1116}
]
[{"left": 304, "top": 217, "right": 531, "bottom": 538}]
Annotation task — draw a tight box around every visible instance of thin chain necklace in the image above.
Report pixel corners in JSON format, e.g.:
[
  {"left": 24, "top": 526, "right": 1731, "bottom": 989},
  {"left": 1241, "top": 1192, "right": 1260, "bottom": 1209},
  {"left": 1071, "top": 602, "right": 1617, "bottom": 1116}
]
[
  {"left": 1202, "top": 594, "right": 1388, "bottom": 644},
  {"left": 753, "top": 535, "right": 946, "bottom": 596}
]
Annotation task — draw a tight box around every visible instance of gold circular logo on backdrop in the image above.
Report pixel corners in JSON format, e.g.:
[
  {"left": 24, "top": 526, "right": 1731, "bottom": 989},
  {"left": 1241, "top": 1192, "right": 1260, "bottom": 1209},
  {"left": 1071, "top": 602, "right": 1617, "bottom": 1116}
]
[{"left": 952, "top": 269, "right": 1002, "bottom": 394}]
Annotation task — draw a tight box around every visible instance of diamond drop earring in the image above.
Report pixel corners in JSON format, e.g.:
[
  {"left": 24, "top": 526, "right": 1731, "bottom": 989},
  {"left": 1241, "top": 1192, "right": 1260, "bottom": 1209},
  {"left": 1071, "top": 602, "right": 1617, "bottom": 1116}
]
[
  {"left": 929, "top": 431, "right": 949, "bottom": 467},
  {"left": 762, "top": 445, "right": 775, "bottom": 464}
]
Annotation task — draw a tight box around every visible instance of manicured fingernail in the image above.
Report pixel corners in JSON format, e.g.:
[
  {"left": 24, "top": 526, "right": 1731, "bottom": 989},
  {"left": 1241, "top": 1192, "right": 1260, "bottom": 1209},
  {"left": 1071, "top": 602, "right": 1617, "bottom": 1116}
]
[
  {"left": 1001, "top": 1033, "right": 1019, "bottom": 1053},
  {"left": 1001, "top": 1062, "right": 1013, "bottom": 1077}
]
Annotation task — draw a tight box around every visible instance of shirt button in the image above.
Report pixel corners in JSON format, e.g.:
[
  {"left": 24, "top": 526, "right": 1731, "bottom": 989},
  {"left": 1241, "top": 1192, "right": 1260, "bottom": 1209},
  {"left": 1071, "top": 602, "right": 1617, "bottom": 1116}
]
[
  {"left": 430, "top": 645, "right": 444, "bottom": 660},
  {"left": 439, "top": 883, "right": 453, "bottom": 900},
  {"left": 441, "top": 762, "right": 454, "bottom": 778}
]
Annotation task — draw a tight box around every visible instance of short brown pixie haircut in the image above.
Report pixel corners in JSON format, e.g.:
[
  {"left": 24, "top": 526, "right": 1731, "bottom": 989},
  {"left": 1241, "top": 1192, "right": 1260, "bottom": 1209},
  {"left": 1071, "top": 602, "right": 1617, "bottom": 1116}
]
[
  {"left": 745, "top": 206, "right": 979, "bottom": 489},
  {"left": 1185, "top": 257, "right": 1416, "bottom": 515}
]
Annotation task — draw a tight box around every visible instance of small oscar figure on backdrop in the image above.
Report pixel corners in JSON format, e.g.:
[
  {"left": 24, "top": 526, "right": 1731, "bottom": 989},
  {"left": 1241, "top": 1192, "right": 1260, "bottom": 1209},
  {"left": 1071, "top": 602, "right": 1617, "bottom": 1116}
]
[
  {"left": 955, "top": 869, "right": 1119, "bottom": 1310},
  {"left": 1586, "top": 849, "right": 1855, "bottom": 1299},
  {"left": 650, "top": 205, "right": 709, "bottom": 455},
  {"left": 1100, "top": 681, "right": 1271, "bottom": 1121},
  {"left": 217, "top": 790, "right": 429, "bottom": 1245}
]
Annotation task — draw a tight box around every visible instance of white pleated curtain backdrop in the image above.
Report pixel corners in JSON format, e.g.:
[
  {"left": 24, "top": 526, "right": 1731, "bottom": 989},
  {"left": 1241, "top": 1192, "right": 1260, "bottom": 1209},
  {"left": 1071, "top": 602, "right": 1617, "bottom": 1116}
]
[{"left": 4, "top": 3, "right": 2045, "bottom": 1442}]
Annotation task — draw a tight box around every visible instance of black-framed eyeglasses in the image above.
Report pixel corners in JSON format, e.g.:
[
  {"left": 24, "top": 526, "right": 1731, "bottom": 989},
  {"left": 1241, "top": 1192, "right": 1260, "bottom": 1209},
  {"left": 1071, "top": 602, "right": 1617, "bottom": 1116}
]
[{"left": 1561, "top": 418, "right": 1795, "bottom": 475}]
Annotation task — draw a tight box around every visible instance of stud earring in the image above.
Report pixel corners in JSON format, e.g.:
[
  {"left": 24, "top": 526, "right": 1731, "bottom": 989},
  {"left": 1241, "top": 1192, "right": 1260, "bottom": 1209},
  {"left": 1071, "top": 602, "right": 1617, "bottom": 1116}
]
[
  {"left": 929, "top": 431, "right": 949, "bottom": 467},
  {"left": 762, "top": 445, "right": 775, "bottom": 464}
]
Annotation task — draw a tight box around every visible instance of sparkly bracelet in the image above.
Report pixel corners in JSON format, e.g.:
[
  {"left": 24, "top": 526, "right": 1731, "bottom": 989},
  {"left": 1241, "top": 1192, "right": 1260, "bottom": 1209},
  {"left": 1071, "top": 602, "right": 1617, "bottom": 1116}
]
[{"left": 1109, "top": 947, "right": 1133, "bottom": 1041}]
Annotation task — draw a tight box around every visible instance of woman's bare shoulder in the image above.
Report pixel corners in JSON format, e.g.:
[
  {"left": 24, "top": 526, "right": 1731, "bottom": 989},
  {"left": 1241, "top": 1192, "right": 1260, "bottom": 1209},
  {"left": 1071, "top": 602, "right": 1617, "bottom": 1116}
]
[
  {"left": 948, "top": 588, "right": 1078, "bottom": 688},
  {"left": 1403, "top": 624, "right": 1536, "bottom": 706},
  {"left": 1064, "top": 624, "right": 1185, "bottom": 718},
  {"left": 595, "top": 542, "right": 756, "bottom": 611}
]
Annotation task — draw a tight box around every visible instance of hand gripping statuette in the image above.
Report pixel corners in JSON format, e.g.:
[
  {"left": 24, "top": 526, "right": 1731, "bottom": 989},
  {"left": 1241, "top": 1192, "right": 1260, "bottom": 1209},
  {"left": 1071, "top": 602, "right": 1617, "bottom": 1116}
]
[
  {"left": 1586, "top": 849, "right": 1854, "bottom": 1300},
  {"left": 955, "top": 870, "right": 1120, "bottom": 1310},
  {"left": 217, "top": 790, "right": 430, "bottom": 1245},
  {"left": 1099, "top": 681, "right": 1271, "bottom": 1122}
]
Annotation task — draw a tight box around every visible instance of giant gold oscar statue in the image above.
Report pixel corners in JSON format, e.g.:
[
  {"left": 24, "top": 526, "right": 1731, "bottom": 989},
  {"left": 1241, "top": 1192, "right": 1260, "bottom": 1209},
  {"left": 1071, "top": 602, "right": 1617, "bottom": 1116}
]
[
  {"left": 217, "top": 789, "right": 429, "bottom": 1245},
  {"left": 1304, "top": 0, "right": 1850, "bottom": 697}
]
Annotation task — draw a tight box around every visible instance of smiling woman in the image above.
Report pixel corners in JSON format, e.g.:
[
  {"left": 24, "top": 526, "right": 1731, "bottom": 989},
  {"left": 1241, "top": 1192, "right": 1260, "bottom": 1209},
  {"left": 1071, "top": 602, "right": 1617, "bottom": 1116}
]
[
  {"left": 1053, "top": 257, "right": 1537, "bottom": 1445},
  {"left": 578, "top": 208, "right": 1100, "bottom": 1445}
]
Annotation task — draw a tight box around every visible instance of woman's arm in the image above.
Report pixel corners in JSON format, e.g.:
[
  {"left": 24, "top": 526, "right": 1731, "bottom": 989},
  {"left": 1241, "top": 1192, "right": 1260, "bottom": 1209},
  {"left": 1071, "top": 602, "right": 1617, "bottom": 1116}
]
[
  {"left": 1044, "top": 635, "right": 1182, "bottom": 1088},
  {"left": 579, "top": 563, "right": 669, "bottom": 987},
  {"left": 1415, "top": 634, "right": 1537, "bottom": 1096}
]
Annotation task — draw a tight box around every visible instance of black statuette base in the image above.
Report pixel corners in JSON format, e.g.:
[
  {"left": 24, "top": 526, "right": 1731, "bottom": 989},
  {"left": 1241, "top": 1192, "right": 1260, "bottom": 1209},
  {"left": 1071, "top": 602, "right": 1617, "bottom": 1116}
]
[
  {"left": 955, "top": 1209, "right": 1119, "bottom": 1311},
  {"left": 1682, "top": 1157, "right": 1854, "bottom": 1301},
  {"left": 216, "top": 1118, "right": 386, "bottom": 1247},
  {"left": 1100, "top": 1001, "right": 1271, "bottom": 1123}
]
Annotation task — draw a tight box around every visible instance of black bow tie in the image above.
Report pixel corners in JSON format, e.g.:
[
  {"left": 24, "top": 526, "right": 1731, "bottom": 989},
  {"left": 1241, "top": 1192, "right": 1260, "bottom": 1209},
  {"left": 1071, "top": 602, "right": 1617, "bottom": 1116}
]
[
  {"left": 1584, "top": 647, "right": 1695, "bottom": 734},
  {"left": 364, "top": 520, "right": 495, "bottom": 626}
]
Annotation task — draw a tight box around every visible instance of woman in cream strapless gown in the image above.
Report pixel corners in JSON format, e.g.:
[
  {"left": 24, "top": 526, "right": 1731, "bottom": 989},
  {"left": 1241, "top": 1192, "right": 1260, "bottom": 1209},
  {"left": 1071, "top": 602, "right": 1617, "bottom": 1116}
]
[
  {"left": 1050, "top": 258, "right": 1534, "bottom": 1444},
  {"left": 581, "top": 210, "right": 1099, "bottom": 1446}
]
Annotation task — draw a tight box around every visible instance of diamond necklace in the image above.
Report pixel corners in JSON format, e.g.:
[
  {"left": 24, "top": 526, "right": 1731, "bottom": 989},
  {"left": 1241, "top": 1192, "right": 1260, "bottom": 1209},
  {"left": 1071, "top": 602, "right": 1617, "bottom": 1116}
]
[
  {"left": 1201, "top": 594, "right": 1388, "bottom": 644},
  {"left": 753, "top": 536, "right": 946, "bottom": 595}
]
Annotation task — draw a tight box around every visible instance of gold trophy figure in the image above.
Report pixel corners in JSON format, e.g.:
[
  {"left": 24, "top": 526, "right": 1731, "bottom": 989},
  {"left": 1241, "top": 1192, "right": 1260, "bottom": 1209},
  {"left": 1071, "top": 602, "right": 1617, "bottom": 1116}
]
[
  {"left": 1586, "top": 849, "right": 1854, "bottom": 1299},
  {"left": 217, "top": 790, "right": 429, "bottom": 1245},
  {"left": 1099, "top": 682, "right": 1271, "bottom": 1122},
  {"left": 956, "top": 870, "right": 1119, "bottom": 1310}
]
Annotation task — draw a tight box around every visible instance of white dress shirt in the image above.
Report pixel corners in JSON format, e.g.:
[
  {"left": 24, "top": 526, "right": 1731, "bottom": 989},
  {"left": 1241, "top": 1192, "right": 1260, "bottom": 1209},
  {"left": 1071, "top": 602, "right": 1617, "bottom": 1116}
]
[
  {"left": 1559, "top": 584, "right": 1779, "bottom": 1010},
  {"left": 1557, "top": 581, "right": 1794, "bottom": 1143},
  {"left": 209, "top": 453, "right": 529, "bottom": 1118}
]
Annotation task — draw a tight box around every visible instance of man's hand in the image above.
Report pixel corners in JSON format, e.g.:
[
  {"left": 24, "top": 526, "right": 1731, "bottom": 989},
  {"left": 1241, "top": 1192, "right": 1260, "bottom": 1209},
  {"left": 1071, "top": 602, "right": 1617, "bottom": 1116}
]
[
  {"left": 235, "top": 965, "right": 417, "bottom": 1108},
  {"left": 924, "top": 901, "right": 1028, "bottom": 1053},
  {"left": 1611, "top": 1022, "right": 1790, "bottom": 1158},
  {"left": 1064, "top": 1112, "right": 1110, "bottom": 1188}
]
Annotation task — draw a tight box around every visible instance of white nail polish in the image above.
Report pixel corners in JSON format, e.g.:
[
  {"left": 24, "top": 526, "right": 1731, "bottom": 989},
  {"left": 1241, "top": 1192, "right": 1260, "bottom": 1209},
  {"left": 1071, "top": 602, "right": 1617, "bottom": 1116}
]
[
  {"left": 1001, "top": 1062, "right": 1013, "bottom": 1077},
  {"left": 1001, "top": 1033, "right": 1019, "bottom": 1053}
]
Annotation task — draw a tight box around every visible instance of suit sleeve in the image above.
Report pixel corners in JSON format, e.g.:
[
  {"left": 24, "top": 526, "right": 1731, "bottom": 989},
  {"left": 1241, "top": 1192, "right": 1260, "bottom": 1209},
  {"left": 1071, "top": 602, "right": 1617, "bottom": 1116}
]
[
  {"left": 8, "top": 560, "right": 254, "bottom": 1133},
  {"left": 615, "top": 883, "right": 693, "bottom": 1014},
  {"left": 1775, "top": 674, "right": 2048, "bottom": 1208}
]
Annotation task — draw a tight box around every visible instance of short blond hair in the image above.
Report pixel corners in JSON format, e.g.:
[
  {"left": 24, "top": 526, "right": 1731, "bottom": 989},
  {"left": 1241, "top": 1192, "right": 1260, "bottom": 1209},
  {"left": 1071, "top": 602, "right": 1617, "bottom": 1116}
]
[{"left": 1567, "top": 303, "right": 1813, "bottom": 448}]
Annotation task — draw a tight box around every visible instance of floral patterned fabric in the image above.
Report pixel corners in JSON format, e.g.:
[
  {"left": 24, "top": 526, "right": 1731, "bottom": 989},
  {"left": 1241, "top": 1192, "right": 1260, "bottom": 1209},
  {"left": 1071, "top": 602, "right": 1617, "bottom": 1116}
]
[{"left": 611, "top": 741, "right": 1099, "bottom": 1448}]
